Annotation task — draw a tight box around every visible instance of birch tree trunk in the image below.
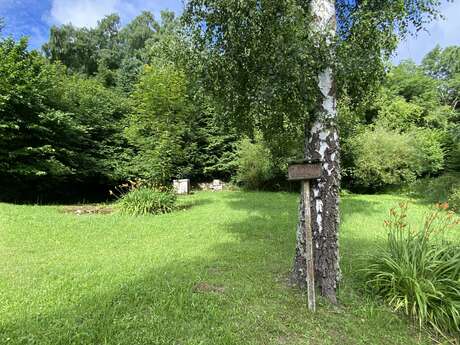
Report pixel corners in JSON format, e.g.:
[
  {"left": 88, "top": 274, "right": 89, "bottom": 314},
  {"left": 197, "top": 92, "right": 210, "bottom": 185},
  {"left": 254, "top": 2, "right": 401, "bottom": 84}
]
[{"left": 291, "top": 0, "right": 340, "bottom": 304}]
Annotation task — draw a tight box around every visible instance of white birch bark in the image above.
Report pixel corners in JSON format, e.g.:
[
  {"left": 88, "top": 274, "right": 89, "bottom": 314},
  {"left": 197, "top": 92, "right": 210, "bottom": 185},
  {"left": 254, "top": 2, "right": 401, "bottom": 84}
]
[{"left": 291, "top": 0, "right": 340, "bottom": 304}]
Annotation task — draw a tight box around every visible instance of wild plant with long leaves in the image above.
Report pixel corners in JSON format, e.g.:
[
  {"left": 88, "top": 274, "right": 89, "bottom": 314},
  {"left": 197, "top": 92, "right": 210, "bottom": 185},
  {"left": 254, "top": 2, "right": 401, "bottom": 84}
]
[
  {"left": 364, "top": 202, "right": 460, "bottom": 341},
  {"left": 110, "top": 179, "right": 177, "bottom": 216}
]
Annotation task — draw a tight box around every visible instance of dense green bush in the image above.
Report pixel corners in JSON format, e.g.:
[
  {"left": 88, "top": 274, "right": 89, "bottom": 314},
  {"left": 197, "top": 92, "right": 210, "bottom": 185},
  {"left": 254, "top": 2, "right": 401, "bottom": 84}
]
[
  {"left": 411, "top": 128, "right": 445, "bottom": 173},
  {"left": 409, "top": 173, "right": 460, "bottom": 206},
  {"left": 346, "top": 126, "right": 444, "bottom": 190},
  {"left": 449, "top": 187, "right": 460, "bottom": 212},
  {"left": 234, "top": 138, "right": 274, "bottom": 190},
  {"left": 0, "top": 37, "right": 133, "bottom": 202},
  {"left": 117, "top": 187, "right": 177, "bottom": 216},
  {"left": 446, "top": 139, "right": 460, "bottom": 172},
  {"left": 1, "top": 15, "right": 240, "bottom": 202},
  {"left": 364, "top": 203, "right": 460, "bottom": 338},
  {"left": 125, "top": 63, "right": 240, "bottom": 184}
]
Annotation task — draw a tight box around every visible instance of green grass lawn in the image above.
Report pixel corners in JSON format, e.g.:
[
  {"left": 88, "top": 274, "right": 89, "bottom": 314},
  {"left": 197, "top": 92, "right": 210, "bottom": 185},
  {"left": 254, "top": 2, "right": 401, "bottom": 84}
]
[{"left": 0, "top": 191, "right": 457, "bottom": 345}]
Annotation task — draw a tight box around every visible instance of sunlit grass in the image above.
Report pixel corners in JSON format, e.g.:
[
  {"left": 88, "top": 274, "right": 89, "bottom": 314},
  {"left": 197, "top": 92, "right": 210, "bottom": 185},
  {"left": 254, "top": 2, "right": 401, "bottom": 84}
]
[{"left": 1, "top": 191, "right": 455, "bottom": 345}]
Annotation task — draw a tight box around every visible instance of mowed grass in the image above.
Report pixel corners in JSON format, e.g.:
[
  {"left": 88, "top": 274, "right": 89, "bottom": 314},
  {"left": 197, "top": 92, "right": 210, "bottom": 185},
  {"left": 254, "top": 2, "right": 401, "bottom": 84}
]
[{"left": 0, "top": 191, "right": 457, "bottom": 345}]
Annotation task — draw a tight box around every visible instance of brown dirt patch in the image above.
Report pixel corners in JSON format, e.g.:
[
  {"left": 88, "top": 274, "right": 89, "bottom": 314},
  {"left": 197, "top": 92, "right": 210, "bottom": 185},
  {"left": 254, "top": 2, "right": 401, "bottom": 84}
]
[{"left": 60, "top": 205, "right": 114, "bottom": 215}]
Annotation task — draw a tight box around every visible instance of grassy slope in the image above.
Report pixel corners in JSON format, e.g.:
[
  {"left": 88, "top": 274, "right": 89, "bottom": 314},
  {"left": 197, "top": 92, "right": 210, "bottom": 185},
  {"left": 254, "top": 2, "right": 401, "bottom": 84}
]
[{"left": 0, "top": 191, "right": 455, "bottom": 345}]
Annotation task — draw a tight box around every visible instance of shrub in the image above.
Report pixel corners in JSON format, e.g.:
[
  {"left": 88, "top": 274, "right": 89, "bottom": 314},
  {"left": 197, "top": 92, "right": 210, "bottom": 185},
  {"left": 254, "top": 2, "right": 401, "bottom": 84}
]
[
  {"left": 346, "top": 126, "right": 444, "bottom": 190},
  {"left": 409, "top": 173, "right": 460, "bottom": 209},
  {"left": 449, "top": 187, "right": 460, "bottom": 212},
  {"left": 347, "top": 127, "right": 418, "bottom": 189},
  {"left": 116, "top": 186, "right": 176, "bottom": 216},
  {"left": 411, "top": 128, "right": 445, "bottom": 174},
  {"left": 235, "top": 138, "right": 274, "bottom": 190},
  {"left": 364, "top": 203, "right": 460, "bottom": 339}
]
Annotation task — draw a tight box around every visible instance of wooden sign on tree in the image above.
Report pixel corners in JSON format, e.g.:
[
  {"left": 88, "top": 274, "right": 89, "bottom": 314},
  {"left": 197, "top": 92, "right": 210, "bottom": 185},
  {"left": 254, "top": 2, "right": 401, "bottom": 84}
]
[{"left": 288, "top": 159, "right": 322, "bottom": 311}]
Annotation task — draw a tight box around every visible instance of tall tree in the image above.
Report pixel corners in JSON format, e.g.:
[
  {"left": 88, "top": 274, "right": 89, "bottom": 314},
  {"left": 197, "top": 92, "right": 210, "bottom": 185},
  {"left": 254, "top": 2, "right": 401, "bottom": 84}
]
[
  {"left": 295, "top": 0, "right": 447, "bottom": 302},
  {"left": 180, "top": 0, "right": 448, "bottom": 303},
  {"left": 292, "top": 0, "right": 340, "bottom": 303},
  {"left": 422, "top": 45, "right": 460, "bottom": 110},
  {"left": 0, "top": 36, "right": 131, "bottom": 201}
]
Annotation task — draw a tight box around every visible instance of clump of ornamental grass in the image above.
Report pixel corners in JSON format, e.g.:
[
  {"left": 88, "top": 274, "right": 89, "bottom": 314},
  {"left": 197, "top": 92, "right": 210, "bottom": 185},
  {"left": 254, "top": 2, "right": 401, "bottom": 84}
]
[
  {"left": 364, "top": 202, "right": 460, "bottom": 341},
  {"left": 110, "top": 180, "right": 177, "bottom": 216}
]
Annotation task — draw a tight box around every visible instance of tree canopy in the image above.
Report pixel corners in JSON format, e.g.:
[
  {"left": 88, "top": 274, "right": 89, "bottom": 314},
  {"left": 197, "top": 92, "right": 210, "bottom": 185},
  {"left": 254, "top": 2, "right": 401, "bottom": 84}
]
[{"left": 0, "top": 4, "right": 458, "bottom": 203}]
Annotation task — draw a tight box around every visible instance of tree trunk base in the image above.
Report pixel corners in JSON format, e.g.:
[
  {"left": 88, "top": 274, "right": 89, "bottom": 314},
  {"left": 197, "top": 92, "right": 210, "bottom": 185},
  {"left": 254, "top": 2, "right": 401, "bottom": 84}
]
[{"left": 290, "top": 256, "right": 338, "bottom": 305}]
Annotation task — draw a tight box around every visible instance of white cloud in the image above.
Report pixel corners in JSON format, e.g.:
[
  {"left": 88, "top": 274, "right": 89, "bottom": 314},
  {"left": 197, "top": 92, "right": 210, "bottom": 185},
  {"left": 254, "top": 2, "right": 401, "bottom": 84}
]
[
  {"left": 47, "top": 0, "right": 184, "bottom": 28},
  {"left": 394, "top": 1, "right": 460, "bottom": 64},
  {"left": 48, "top": 0, "right": 117, "bottom": 28}
]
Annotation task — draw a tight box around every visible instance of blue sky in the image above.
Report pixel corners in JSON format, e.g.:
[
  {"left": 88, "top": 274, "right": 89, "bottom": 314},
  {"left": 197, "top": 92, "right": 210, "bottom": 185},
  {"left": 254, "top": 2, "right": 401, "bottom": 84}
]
[
  {"left": 394, "top": 0, "right": 460, "bottom": 63},
  {"left": 1, "top": 0, "right": 459, "bottom": 64},
  {"left": 0, "top": 0, "right": 184, "bottom": 48}
]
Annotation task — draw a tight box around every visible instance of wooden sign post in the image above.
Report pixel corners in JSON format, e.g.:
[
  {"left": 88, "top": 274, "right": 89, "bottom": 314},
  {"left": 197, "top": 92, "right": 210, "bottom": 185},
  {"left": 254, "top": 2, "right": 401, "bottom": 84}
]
[{"left": 288, "top": 160, "right": 322, "bottom": 311}]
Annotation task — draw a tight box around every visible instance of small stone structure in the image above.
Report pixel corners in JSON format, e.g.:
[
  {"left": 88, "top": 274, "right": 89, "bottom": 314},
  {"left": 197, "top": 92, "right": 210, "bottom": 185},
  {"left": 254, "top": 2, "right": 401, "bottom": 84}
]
[
  {"left": 197, "top": 180, "right": 225, "bottom": 191},
  {"left": 173, "top": 179, "right": 190, "bottom": 194},
  {"left": 212, "top": 179, "right": 224, "bottom": 191}
]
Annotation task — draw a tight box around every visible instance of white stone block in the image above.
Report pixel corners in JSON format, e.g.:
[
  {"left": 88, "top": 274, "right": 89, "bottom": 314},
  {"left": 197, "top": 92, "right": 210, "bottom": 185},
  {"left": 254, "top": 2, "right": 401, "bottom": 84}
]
[
  {"left": 212, "top": 179, "right": 224, "bottom": 191},
  {"left": 173, "top": 179, "right": 190, "bottom": 194}
]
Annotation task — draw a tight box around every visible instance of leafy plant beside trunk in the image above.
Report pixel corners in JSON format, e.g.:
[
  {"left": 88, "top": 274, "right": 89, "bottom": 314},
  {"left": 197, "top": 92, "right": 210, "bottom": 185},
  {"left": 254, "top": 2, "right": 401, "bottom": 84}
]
[{"left": 364, "top": 202, "right": 460, "bottom": 340}]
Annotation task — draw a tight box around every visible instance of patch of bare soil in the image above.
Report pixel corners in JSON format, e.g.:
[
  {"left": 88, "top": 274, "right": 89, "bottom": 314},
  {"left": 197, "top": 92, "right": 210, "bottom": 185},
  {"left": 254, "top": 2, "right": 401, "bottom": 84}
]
[{"left": 60, "top": 205, "right": 114, "bottom": 215}]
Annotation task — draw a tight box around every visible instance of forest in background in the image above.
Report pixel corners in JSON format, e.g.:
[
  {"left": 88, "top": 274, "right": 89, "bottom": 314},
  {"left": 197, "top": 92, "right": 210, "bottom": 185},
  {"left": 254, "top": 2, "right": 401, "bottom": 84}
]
[{"left": 0, "top": 10, "right": 459, "bottom": 204}]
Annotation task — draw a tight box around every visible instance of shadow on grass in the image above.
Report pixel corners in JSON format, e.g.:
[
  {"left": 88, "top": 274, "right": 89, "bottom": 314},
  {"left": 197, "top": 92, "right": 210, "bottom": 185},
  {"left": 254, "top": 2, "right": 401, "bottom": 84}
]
[
  {"left": 0, "top": 192, "right": 424, "bottom": 345},
  {"left": 341, "top": 195, "right": 383, "bottom": 218},
  {"left": 224, "top": 191, "right": 384, "bottom": 216},
  {"left": 222, "top": 191, "right": 387, "bottom": 290},
  {"left": 176, "top": 195, "right": 214, "bottom": 210}
]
